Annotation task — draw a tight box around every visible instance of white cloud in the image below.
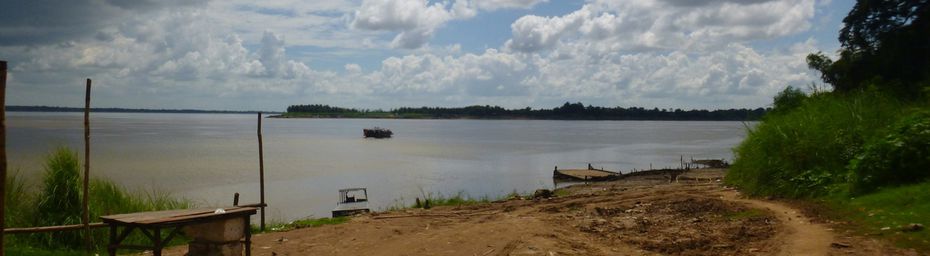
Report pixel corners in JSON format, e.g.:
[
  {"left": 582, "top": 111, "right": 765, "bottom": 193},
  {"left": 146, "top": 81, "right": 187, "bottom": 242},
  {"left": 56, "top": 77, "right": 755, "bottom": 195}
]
[
  {"left": 351, "top": 0, "right": 548, "bottom": 49},
  {"left": 351, "top": 0, "right": 463, "bottom": 49},
  {"left": 505, "top": 0, "right": 816, "bottom": 53}
]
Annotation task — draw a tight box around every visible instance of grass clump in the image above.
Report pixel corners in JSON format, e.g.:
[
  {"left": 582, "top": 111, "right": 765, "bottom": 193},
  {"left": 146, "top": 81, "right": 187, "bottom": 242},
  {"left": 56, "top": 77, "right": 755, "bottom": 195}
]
[
  {"left": 412, "top": 191, "right": 495, "bottom": 209},
  {"left": 260, "top": 217, "right": 350, "bottom": 233},
  {"left": 33, "top": 147, "right": 84, "bottom": 248}
]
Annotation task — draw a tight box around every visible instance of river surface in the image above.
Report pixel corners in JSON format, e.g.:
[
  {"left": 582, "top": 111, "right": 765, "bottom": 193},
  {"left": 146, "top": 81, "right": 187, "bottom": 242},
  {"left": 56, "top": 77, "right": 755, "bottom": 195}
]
[{"left": 8, "top": 112, "right": 748, "bottom": 221}]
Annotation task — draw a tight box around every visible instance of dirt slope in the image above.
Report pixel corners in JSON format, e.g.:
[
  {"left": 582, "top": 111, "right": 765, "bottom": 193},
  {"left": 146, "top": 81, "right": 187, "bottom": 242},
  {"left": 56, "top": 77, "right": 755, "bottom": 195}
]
[{"left": 161, "top": 169, "right": 916, "bottom": 255}]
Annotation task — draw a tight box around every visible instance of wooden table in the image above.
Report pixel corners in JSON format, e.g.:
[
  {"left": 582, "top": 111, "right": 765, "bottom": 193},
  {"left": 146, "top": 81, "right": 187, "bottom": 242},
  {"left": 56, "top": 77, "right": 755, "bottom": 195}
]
[{"left": 100, "top": 207, "right": 257, "bottom": 256}]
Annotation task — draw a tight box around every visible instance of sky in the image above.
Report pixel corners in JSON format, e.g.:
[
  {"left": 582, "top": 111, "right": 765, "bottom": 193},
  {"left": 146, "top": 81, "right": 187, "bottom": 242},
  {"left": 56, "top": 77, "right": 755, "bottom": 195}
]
[{"left": 0, "top": 0, "right": 854, "bottom": 111}]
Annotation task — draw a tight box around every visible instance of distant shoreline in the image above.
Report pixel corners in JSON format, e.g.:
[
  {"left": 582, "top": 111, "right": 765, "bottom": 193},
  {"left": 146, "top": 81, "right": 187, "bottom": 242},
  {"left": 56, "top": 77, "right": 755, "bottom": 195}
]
[
  {"left": 6, "top": 105, "right": 281, "bottom": 115},
  {"left": 279, "top": 102, "right": 767, "bottom": 121},
  {"left": 269, "top": 113, "right": 759, "bottom": 121}
]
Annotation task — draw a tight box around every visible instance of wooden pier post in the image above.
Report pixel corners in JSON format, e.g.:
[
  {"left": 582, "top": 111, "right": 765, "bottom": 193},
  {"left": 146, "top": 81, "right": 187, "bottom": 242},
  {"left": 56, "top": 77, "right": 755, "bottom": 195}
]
[
  {"left": 257, "top": 112, "right": 265, "bottom": 231},
  {"left": 1, "top": 60, "right": 8, "bottom": 256},
  {"left": 83, "top": 79, "right": 92, "bottom": 250}
]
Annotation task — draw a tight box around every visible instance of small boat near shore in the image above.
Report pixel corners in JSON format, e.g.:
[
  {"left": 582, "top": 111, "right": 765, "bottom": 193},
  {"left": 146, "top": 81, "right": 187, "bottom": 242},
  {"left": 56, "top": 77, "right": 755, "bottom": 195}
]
[
  {"left": 363, "top": 127, "right": 393, "bottom": 138},
  {"left": 333, "top": 188, "right": 371, "bottom": 217}
]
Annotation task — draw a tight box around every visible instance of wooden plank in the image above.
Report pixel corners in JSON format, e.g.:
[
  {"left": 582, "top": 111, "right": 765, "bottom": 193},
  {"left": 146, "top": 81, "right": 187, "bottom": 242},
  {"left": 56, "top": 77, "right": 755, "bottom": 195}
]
[
  {"left": 237, "top": 203, "right": 267, "bottom": 208},
  {"left": 4, "top": 223, "right": 107, "bottom": 234}
]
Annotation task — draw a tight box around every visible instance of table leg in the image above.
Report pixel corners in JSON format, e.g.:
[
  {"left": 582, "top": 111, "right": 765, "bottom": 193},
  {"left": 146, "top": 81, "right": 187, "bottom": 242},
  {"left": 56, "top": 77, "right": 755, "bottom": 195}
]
[
  {"left": 153, "top": 228, "right": 162, "bottom": 256},
  {"left": 245, "top": 216, "right": 252, "bottom": 256},
  {"left": 108, "top": 225, "right": 117, "bottom": 256}
]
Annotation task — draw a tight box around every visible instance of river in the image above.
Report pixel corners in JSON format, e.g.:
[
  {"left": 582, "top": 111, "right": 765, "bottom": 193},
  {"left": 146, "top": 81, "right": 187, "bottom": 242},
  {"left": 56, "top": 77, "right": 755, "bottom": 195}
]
[{"left": 7, "top": 112, "right": 747, "bottom": 221}]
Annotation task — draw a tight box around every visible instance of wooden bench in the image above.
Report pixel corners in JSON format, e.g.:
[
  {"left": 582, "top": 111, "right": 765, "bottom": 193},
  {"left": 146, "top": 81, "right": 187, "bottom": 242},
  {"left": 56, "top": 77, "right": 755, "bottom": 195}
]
[{"left": 100, "top": 207, "right": 257, "bottom": 256}]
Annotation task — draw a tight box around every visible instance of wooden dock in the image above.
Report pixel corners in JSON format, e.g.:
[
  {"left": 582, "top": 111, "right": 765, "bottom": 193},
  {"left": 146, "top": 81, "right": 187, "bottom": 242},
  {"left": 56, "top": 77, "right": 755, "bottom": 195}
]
[{"left": 553, "top": 166, "right": 621, "bottom": 181}]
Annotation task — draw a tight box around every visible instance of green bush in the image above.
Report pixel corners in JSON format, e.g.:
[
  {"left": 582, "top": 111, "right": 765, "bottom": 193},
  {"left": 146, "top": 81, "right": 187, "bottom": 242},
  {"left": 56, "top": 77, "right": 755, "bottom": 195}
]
[
  {"left": 33, "top": 147, "right": 84, "bottom": 249},
  {"left": 726, "top": 89, "right": 908, "bottom": 197},
  {"left": 849, "top": 111, "right": 930, "bottom": 194},
  {"left": 771, "top": 86, "right": 808, "bottom": 114}
]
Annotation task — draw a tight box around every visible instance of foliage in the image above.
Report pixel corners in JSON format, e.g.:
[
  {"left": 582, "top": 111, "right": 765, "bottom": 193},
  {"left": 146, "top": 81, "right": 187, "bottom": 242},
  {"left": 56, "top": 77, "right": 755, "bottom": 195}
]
[
  {"left": 848, "top": 111, "right": 930, "bottom": 194},
  {"left": 33, "top": 147, "right": 84, "bottom": 249},
  {"left": 4, "top": 171, "right": 33, "bottom": 228},
  {"left": 840, "top": 0, "right": 928, "bottom": 53},
  {"left": 285, "top": 102, "right": 768, "bottom": 121},
  {"left": 771, "top": 86, "right": 808, "bottom": 114},
  {"left": 3, "top": 170, "right": 35, "bottom": 248},
  {"left": 4, "top": 147, "right": 192, "bottom": 252},
  {"left": 726, "top": 90, "right": 909, "bottom": 197},
  {"left": 419, "top": 191, "right": 492, "bottom": 207},
  {"left": 808, "top": 0, "right": 930, "bottom": 94}
]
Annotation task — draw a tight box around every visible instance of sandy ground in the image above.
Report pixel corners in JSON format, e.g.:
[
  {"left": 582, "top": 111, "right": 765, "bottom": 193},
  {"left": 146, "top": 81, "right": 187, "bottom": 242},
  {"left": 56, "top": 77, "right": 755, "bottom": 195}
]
[{"left": 160, "top": 169, "right": 918, "bottom": 256}]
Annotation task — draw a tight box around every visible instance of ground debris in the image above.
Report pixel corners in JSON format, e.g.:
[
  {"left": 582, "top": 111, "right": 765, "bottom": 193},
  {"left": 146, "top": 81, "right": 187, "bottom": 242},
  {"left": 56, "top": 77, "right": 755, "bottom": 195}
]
[
  {"left": 902, "top": 223, "right": 924, "bottom": 232},
  {"left": 831, "top": 242, "right": 852, "bottom": 248}
]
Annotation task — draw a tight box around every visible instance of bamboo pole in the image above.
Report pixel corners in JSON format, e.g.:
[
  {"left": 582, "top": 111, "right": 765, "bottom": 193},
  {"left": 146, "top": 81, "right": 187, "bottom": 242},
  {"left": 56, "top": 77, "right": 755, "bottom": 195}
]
[
  {"left": 4, "top": 223, "right": 107, "bottom": 234},
  {"left": 257, "top": 112, "right": 265, "bottom": 231},
  {"left": 82, "top": 79, "right": 92, "bottom": 251},
  {"left": 1, "top": 60, "right": 8, "bottom": 256}
]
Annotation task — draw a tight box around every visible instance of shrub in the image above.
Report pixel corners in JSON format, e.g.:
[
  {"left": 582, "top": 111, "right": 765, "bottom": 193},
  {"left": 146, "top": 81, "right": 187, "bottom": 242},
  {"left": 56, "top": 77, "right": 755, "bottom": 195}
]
[
  {"left": 849, "top": 111, "right": 930, "bottom": 194},
  {"left": 771, "top": 86, "right": 807, "bottom": 114},
  {"left": 33, "top": 147, "right": 83, "bottom": 249},
  {"left": 727, "top": 89, "right": 907, "bottom": 197}
]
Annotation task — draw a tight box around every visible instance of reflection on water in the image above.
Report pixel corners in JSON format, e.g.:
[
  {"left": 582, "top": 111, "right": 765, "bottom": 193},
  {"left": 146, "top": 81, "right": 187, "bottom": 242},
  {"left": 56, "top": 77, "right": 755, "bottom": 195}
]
[{"left": 8, "top": 112, "right": 748, "bottom": 221}]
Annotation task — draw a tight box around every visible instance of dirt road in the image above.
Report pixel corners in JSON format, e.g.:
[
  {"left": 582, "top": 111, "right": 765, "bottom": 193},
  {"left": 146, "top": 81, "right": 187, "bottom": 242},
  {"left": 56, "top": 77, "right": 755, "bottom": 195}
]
[{"left": 163, "top": 169, "right": 915, "bottom": 255}]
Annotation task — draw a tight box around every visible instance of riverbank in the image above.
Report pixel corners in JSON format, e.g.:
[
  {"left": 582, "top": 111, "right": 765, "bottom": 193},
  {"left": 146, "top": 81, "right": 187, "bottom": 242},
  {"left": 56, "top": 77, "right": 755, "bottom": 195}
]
[{"left": 162, "top": 168, "right": 917, "bottom": 255}]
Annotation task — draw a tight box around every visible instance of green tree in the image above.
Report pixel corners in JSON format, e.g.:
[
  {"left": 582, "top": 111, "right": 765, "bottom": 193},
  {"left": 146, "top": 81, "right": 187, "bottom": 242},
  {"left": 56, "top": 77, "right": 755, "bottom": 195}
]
[
  {"left": 772, "top": 86, "right": 807, "bottom": 114},
  {"left": 807, "top": 0, "right": 930, "bottom": 94}
]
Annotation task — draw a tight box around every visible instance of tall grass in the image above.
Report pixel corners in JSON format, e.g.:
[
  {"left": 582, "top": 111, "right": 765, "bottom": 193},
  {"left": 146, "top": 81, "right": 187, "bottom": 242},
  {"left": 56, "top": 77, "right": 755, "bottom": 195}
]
[
  {"left": 33, "top": 147, "right": 84, "bottom": 248},
  {"left": 3, "top": 170, "right": 34, "bottom": 247},
  {"left": 4, "top": 147, "right": 192, "bottom": 253},
  {"left": 726, "top": 89, "right": 918, "bottom": 197}
]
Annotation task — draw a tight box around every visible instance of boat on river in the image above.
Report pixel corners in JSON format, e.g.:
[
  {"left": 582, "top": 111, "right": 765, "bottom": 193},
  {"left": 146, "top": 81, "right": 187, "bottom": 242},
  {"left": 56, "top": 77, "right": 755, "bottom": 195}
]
[{"left": 363, "top": 127, "right": 393, "bottom": 138}]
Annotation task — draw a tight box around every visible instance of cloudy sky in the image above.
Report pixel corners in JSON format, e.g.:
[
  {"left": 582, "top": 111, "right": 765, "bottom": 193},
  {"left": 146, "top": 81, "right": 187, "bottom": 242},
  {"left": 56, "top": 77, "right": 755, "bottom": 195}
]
[{"left": 0, "top": 0, "right": 852, "bottom": 111}]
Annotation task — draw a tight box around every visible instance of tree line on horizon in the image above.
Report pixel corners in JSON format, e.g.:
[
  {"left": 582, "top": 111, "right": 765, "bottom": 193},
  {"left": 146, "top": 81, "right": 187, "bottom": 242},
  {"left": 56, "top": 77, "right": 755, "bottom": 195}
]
[{"left": 285, "top": 102, "right": 767, "bottom": 121}]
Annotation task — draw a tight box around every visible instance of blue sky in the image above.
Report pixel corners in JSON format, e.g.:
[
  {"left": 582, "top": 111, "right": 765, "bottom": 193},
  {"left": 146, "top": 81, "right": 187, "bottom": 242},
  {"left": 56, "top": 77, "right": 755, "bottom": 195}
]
[{"left": 0, "top": 0, "right": 855, "bottom": 111}]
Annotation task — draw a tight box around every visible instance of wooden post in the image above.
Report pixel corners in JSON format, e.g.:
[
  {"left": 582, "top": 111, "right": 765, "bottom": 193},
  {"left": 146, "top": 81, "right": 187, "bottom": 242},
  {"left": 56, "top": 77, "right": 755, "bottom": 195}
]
[
  {"left": 1, "top": 60, "right": 8, "bottom": 256},
  {"left": 82, "top": 78, "right": 92, "bottom": 250},
  {"left": 257, "top": 112, "right": 265, "bottom": 231}
]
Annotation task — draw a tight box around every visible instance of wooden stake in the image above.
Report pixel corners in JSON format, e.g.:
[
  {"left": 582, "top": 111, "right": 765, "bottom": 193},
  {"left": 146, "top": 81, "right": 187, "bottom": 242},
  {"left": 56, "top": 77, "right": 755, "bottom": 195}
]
[
  {"left": 257, "top": 112, "right": 265, "bottom": 231},
  {"left": 82, "top": 78, "right": 92, "bottom": 251},
  {"left": 1, "top": 60, "right": 8, "bottom": 256}
]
